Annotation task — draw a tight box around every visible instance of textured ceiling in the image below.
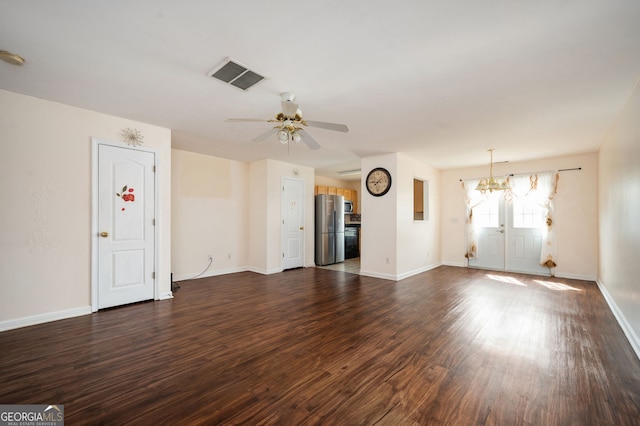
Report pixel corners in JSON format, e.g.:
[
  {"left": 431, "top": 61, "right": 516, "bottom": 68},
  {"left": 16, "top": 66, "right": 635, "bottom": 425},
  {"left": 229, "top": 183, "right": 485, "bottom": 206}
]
[{"left": 1, "top": 0, "right": 639, "bottom": 180}]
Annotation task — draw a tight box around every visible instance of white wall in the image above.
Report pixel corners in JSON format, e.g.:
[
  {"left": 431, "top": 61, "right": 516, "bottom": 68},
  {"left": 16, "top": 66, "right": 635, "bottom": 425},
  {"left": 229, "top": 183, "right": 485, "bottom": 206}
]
[
  {"left": 249, "top": 159, "right": 315, "bottom": 273},
  {"left": 360, "top": 153, "right": 441, "bottom": 280},
  {"left": 440, "top": 152, "right": 598, "bottom": 280},
  {"left": 248, "top": 159, "right": 269, "bottom": 272},
  {"left": 360, "top": 154, "right": 399, "bottom": 279},
  {"left": 0, "top": 89, "right": 172, "bottom": 330},
  {"left": 396, "top": 153, "right": 441, "bottom": 279},
  {"left": 171, "top": 150, "right": 249, "bottom": 280},
  {"left": 598, "top": 79, "right": 640, "bottom": 358}
]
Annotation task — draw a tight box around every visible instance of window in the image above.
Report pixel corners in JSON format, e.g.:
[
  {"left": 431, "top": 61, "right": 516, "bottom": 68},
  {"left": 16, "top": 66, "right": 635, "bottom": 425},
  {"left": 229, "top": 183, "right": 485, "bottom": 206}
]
[
  {"left": 512, "top": 197, "right": 545, "bottom": 228},
  {"left": 413, "top": 178, "right": 429, "bottom": 221},
  {"left": 473, "top": 193, "right": 500, "bottom": 228}
]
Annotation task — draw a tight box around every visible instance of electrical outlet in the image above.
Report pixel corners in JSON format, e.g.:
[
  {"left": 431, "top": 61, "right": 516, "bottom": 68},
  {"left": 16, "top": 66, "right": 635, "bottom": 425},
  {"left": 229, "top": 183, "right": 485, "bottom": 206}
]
[
  {"left": 228, "top": 253, "right": 231, "bottom": 260},
  {"left": 385, "top": 257, "right": 390, "bottom": 264}
]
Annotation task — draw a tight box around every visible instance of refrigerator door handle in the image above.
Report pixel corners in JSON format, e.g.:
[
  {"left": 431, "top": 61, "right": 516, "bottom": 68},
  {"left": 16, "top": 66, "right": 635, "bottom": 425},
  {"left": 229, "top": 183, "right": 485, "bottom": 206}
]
[{"left": 332, "top": 211, "right": 336, "bottom": 255}]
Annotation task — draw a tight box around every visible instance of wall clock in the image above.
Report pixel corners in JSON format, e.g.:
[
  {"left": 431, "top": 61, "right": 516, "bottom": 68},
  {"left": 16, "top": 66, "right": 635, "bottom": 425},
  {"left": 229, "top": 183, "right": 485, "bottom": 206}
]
[{"left": 366, "top": 167, "right": 392, "bottom": 197}]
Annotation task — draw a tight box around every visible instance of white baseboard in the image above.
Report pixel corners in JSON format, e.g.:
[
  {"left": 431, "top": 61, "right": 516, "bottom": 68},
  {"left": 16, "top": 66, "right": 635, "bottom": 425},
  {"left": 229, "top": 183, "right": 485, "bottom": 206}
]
[
  {"left": 596, "top": 278, "right": 640, "bottom": 361},
  {"left": 173, "top": 266, "right": 250, "bottom": 282},
  {"left": 359, "top": 269, "right": 397, "bottom": 281},
  {"left": 396, "top": 262, "right": 442, "bottom": 281},
  {"left": 555, "top": 272, "right": 597, "bottom": 281},
  {"left": 0, "top": 306, "right": 92, "bottom": 332},
  {"left": 360, "top": 262, "right": 442, "bottom": 282},
  {"left": 158, "top": 291, "right": 174, "bottom": 300},
  {"left": 441, "top": 261, "right": 466, "bottom": 267},
  {"left": 247, "top": 266, "right": 283, "bottom": 275}
]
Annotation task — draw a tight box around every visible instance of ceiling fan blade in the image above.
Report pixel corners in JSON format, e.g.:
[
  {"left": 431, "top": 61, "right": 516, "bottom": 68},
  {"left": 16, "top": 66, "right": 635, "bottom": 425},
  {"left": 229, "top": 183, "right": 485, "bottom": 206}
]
[
  {"left": 281, "top": 100, "right": 299, "bottom": 118},
  {"left": 252, "top": 128, "right": 277, "bottom": 143},
  {"left": 226, "top": 118, "right": 269, "bottom": 123},
  {"left": 297, "top": 129, "right": 321, "bottom": 150},
  {"left": 305, "top": 120, "right": 349, "bottom": 133}
]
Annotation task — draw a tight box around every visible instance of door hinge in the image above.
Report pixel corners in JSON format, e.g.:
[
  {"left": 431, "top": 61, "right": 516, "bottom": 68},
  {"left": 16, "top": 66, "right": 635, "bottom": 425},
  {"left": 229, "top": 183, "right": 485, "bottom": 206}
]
[
  {"left": 152, "top": 272, "right": 156, "bottom": 279},
  {"left": 152, "top": 218, "right": 156, "bottom": 226},
  {"left": 153, "top": 165, "right": 156, "bottom": 173},
  {"left": 282, "top": 253, "right": 285, "bottom": 258}
]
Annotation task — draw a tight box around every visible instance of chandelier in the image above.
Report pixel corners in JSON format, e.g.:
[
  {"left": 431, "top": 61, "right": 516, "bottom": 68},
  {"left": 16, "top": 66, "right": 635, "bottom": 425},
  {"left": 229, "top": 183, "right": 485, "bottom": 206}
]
[{"left": 475, "top": 149, "right": 509, "bottom": 193}]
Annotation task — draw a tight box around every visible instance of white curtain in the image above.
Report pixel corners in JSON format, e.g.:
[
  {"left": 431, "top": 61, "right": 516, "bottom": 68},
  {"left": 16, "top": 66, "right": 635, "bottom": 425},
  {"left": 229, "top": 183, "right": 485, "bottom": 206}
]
[
  {"left": 506, "top": 171, "right": 560, "bottom": 274},
  {"left": 537, "top": 172, "right": 560, "bottom": 273},
  {"left": 461, "top": 179, "right": 483, "bottom": 260}
]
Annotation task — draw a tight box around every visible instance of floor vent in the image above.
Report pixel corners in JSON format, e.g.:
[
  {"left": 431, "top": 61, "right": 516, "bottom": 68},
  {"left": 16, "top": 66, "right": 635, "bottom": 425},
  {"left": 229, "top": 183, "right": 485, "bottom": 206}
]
[{"left": 208, "top": 58, "right": 265, "bottom": 91}]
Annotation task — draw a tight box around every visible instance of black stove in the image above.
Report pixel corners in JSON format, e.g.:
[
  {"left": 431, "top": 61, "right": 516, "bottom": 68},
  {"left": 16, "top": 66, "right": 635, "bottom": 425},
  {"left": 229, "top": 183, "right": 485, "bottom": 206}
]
[{"left": 345, "top": 224, "right": 360, "bottom": 259}]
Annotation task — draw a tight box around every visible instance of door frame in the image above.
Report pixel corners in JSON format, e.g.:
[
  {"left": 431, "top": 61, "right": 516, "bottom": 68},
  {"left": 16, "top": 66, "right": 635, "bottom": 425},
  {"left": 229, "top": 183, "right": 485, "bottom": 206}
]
[
  {"left": 281, "top": 176, "right": 305, "bottom": 270},
  {"left": 91, "top": 137, "right": 160, "bottom": 312}
]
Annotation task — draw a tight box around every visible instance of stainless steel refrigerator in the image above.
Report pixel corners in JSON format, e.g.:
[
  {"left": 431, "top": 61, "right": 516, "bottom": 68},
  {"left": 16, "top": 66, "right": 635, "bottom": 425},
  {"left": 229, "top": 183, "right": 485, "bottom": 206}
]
[{"left": 315, "top": 194, "right": 345, "bottom": 266}]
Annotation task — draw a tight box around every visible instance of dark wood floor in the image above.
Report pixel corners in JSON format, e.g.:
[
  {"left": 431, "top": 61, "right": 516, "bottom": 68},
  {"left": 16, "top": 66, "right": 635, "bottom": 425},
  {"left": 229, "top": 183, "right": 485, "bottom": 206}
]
[{"left": 1, "top": 266, "right": 639, "bottom": 425}]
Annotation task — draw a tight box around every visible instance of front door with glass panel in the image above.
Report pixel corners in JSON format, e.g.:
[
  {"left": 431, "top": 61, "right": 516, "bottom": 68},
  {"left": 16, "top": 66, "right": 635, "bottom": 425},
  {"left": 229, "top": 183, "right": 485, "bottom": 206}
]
[
  {"left": 506, "top": 195, "right": 548, "bottom": 275},
  {"left": 468, "top": 192, "right": 505, "bottom": 270},
  {"left": 469, "top": 190, "right": 549, "bottom": 275}
]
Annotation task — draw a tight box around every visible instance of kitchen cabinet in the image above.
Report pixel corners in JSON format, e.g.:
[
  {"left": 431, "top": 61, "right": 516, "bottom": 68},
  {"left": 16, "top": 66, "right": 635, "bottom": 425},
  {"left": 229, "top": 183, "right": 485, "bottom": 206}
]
[
  {"left": 348, "top": 190, "right": 358, "bottom": 213},
  {"left": 315, "top": 185, "right": 328, "bottom": 195},
  {"left": 314, "top": 185, "right": 358, "bottom": 213}
]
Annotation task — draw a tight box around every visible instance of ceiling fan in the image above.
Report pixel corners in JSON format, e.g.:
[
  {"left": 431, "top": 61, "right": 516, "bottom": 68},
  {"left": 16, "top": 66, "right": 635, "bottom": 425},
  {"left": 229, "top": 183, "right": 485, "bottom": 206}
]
[{"left": 226, "top": 92, "right": 349, "bottom": 150}]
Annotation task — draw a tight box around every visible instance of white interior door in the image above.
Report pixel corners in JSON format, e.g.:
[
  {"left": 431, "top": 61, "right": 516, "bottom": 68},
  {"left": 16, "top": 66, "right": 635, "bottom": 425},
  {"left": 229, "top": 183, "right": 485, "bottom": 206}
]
[
  {"left": 506, "top": 195, "right": 549, "bottom": 275},
  {"left": 469, "top": 190, "right": 550, "bottom": 275},
  {"left": 97, "top": 144, "right": 155, "bottom": 309},
  {"left": 282, "top": 177, "right": 304, "bottom": 270},
  {"left": 468, "top": 192, "right": 505, "bottom": 270}
]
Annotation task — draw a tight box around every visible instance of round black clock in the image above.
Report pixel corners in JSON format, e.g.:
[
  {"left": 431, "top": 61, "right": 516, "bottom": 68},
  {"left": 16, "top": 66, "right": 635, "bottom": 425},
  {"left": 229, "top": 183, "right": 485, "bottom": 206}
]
[{"left": 366, "top": 167, "right": 392, "bottom": 197}]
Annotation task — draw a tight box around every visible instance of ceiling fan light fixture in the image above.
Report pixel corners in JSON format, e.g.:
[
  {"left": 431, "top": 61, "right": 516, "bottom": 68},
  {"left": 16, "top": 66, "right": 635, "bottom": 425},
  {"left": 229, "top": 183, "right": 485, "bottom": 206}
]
[
  {"left": 226, "top": 92, "right": 348, "bottom": 150},
  {"left": 277, "top": 129, "right": 289, "bottom": 143}
]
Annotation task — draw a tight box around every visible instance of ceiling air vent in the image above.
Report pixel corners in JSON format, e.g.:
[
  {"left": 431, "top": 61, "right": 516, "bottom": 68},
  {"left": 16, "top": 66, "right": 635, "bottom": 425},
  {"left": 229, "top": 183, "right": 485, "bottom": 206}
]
[{"left": 208, "top": 58, "right": 265, "bottom": 91}]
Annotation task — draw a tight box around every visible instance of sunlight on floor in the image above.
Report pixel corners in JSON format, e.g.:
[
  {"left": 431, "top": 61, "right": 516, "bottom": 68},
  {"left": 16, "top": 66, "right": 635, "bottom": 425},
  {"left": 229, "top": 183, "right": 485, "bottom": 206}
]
[
  {"left": 487, "top": 274, "right": 527, "bottom": 286},
  {"left": 533, "top": 280, "right": 582, "bottom": 292},
  {"left": 486, "top": 274, "right": 583, "bottom": 292}
]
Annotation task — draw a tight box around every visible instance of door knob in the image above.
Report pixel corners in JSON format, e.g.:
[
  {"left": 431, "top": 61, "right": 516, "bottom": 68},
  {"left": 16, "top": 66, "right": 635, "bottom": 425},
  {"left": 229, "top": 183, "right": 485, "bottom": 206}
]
[
  {"left": 497, "top": 229, "right": 504, "bottom": 234},
  {"left": 299, "top": 226, "right": 304, "bottom": 230},
  {"left": 100, "top": 231, "right": 109, "bottom": 238}
]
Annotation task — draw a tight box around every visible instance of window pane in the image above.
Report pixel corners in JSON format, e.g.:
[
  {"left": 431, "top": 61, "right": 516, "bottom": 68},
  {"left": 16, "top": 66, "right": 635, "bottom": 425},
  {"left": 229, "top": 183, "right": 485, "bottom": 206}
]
[
  {"left": 512, "top": 197, "right": 544, "bottom": 228},
  {"left": 473, "top": 195, "right": 499, "bottom": 228}
]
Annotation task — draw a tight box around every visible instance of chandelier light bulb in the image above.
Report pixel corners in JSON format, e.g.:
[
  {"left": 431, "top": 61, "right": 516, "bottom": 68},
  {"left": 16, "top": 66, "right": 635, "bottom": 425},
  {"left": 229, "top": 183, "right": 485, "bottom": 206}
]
[{"left": 277, "top": 129, "right": 289, "bottom": 143}]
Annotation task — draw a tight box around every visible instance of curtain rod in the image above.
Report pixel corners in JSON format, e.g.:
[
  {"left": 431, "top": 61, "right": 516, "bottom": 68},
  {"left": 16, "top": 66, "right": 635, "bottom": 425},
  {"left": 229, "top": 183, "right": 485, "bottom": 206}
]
[
  {"left": 459, "top": 167, "right": 581, "bottom": 182},
  {"left": 557, "top": 167, "right": 582, "bottom": 172}
]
